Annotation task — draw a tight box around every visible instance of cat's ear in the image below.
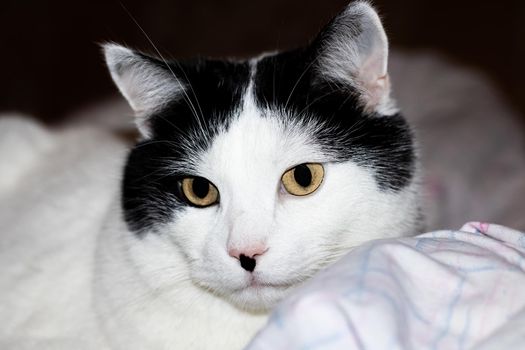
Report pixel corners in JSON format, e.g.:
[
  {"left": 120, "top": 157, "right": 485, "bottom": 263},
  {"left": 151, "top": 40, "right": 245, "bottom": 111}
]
[
  {"left": 314, "top": 2, "right": 395, "bottom": 115},
  {"left": 103, "top": 43, "right": 184, "bottom": 137}
]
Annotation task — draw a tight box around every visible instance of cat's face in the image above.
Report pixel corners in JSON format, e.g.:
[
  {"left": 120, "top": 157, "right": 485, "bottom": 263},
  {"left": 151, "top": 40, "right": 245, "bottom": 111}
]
[{"left": 105, "top": 2, "right": 419, "bottom": 311}]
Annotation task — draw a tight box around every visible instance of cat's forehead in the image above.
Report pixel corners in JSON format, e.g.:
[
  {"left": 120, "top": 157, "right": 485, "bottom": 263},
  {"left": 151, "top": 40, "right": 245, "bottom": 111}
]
[
  {"left": 200, "top": 92, "right": 328, "bottom": 181},
  {"left": 143, "top": 49, "right": 413, "bottom": 191},
  {"left": 149, "top": 49, "right": 356, "bottom": 164},
  {"left": 146, "top": 50, "right": 344, "bottom": 172}
]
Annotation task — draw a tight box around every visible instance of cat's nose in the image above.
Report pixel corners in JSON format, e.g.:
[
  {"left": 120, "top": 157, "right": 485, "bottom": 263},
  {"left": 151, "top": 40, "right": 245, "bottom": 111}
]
[{"left": 228, "top": 245, "right": 267, "bottom": 272}]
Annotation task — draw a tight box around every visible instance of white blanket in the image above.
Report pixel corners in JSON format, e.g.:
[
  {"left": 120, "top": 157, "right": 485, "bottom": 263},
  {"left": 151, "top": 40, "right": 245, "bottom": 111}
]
[{"left": 246, "top": 222, "right": 525, "bottom": 350}]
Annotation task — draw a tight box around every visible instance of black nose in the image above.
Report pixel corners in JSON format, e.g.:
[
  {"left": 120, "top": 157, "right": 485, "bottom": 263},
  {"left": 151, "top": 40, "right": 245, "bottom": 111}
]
[{"left": 239, "top": 254, "right": 256, "bottom": 272}]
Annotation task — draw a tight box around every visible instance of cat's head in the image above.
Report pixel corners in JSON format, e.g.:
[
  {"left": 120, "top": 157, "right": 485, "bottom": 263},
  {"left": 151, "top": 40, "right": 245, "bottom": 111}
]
[{"left": 104, "top": 2, "right": 419, "bottom": 312}]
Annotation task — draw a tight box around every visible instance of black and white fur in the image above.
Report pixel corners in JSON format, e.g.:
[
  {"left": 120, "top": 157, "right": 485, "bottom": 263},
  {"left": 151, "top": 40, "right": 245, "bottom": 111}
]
[{"left": 1, "top": 2, "right": 420, "bottom": 349}]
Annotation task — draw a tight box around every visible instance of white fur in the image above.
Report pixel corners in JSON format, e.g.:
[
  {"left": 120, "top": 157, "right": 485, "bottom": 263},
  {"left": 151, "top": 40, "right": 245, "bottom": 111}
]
[
  {"left": 75, "top": 86, "right": 418, "bottom": 347},
  {"left": 0, "top": 120, "right": 126, "bottom": 349},
  {"left": 0, "top": 117, "right": 53, "bottom": 193},
  {"left": 91, "top": 82, "right": 420, "bottom": 348},
  {"left": 0, "top": 86, "right": 419, "bottom": 350}
]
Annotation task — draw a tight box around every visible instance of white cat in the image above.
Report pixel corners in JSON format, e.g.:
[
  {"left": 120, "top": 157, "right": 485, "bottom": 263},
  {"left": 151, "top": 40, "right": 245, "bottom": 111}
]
[{"left": 0, "top": 2, "right": 420, "bottom": 349}]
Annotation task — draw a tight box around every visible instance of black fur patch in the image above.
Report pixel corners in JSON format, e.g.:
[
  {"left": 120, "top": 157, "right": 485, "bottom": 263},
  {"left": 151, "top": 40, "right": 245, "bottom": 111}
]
[
  {"left": 122, "top": 57, "right": 251, "bottom": 233},
  {"left": 121, "top": 47, "right": 415, "bottom": 234},
  {"left": 253, "top": 47, "right": 415, "bottom": 192}
]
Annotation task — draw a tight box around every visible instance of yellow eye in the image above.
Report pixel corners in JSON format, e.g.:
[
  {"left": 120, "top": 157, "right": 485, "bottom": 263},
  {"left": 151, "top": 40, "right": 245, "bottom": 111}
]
[
  {"left": 281, "top": 163, "right": 324, "bottom": 196},
  {"left": 180, "top": 177, "right": 219, "bottom": 207}
]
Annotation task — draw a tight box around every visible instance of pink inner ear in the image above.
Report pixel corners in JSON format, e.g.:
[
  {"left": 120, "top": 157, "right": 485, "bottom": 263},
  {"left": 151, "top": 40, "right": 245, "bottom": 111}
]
[{"left": 358, "top": 49, "right": 391, "bottom": 113}]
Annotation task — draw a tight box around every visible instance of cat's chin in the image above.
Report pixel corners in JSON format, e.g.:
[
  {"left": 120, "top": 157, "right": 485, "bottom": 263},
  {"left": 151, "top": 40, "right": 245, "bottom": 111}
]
[
  {"left": 227, "top": 283, "right": 293, "bottom": 313},
  {"left": 193, "top": 270, "right": 299, "bottom": 312}
]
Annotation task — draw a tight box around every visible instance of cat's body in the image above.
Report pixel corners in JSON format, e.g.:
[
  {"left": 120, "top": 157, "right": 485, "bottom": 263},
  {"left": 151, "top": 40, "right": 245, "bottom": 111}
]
[
  {"left": 0, "top": 120, "right": 125, "bottom": 349},
  {"left": 0, "top": 3, "right": 421, "bottom": 349}
]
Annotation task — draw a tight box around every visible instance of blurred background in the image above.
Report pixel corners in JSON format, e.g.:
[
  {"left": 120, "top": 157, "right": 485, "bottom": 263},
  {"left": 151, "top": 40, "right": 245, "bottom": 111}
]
[{"left": 1, "top": 0, "right": 523, "bottom": 125}]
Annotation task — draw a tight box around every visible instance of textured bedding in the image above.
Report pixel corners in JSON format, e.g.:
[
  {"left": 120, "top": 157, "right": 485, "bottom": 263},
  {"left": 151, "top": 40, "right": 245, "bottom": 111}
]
[{"left": 247, "top": 222, "right": 525, "bottom": 350}]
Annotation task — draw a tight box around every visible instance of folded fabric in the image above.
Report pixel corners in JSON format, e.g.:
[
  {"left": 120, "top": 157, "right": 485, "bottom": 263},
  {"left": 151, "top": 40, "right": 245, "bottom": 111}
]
[{"left": 246, "top": 222, "right": 525, "bottom": 350}]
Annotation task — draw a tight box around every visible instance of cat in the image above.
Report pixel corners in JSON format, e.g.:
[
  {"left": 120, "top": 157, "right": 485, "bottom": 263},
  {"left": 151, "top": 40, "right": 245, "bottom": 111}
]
[{"left": 0, "top": 2, "right": 420, "bottom": 349}]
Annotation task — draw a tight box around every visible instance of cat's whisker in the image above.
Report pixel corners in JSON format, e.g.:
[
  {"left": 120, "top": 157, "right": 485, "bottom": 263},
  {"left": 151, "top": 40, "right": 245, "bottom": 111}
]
[
  {"left": 126, "top": 166, "right": 174, "bottom": 185},
  {"left": 119, "top": 2, "right": 208, "bottom": 139},
  {"left": 296, "top": 89, "right": 337, "bottom": 117},
  {"left": 166, "top": 52, "right": 208, "bottom": 135},
  {"left": 283, "top": 56, "right": 319, "bottom": 112},
  {"left": 107, "top": 274, "right": 194, "bottom": 317},
  {"left": 272, "top": 56, "right": 277, "bottom": 105}
]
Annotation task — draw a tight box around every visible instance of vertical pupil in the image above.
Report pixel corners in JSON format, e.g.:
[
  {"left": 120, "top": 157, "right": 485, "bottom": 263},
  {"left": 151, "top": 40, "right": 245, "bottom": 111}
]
[
  {"left": 192, "top": 178, "right": 210, "bottom": 198},
  {"left": 294, "top": 164, "right": 312, "bottom": 187}
]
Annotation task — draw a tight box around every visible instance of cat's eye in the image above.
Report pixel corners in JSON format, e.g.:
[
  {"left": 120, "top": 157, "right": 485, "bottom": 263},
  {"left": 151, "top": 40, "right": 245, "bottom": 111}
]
[
  {"left": 281, "top": 163, "right": 324, "bottom": 196},
  {"left": 180, "top": 177, "right": 219, "bottom": 207}
]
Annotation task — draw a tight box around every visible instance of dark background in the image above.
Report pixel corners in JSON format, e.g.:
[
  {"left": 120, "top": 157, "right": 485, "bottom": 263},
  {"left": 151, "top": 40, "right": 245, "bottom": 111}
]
[{"left": 1, "top": 0, "right": 523, "bottom": 123}]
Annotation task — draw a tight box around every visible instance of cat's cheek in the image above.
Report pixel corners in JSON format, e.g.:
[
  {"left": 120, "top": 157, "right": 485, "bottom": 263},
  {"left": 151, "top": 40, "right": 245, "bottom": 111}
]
[
  {"left": 164, "top": 207, "right": 221, "bottom": 260},
  {"left": 260, "top": 163, "right": 380, "bottom": 282},
  {"left": 162, "top": 208, "right": 248, "bottom": 292},
  {"left": 194, "top": 242, "right": 250, "bottom": 290}
]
